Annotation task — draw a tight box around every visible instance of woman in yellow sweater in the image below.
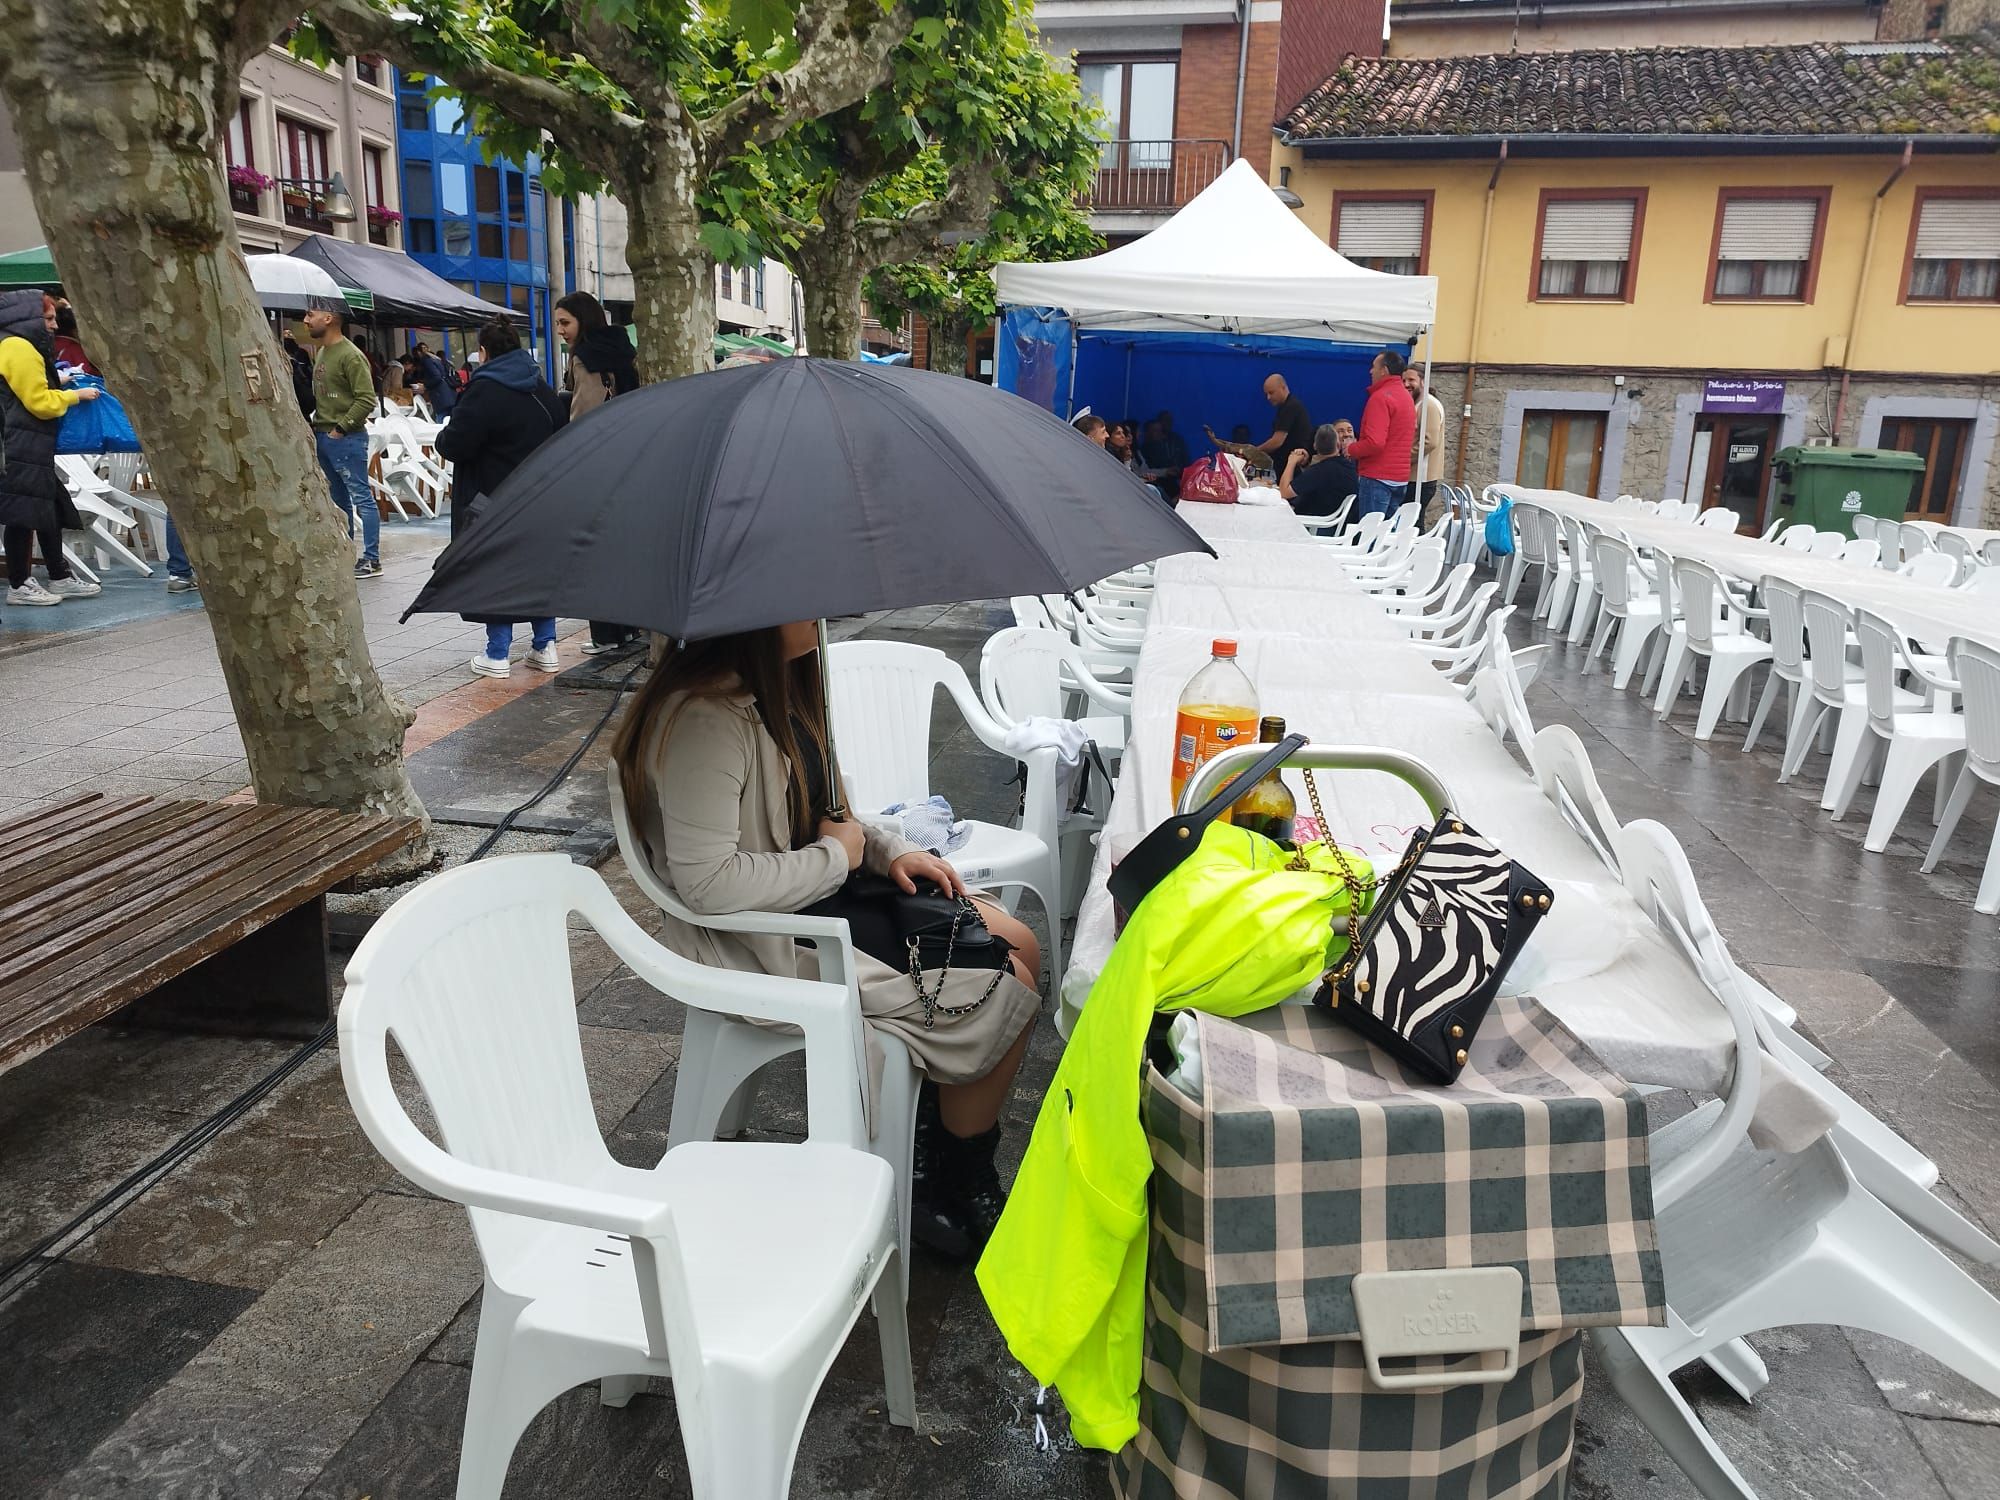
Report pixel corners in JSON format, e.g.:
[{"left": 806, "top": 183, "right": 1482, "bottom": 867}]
[{"left": 0, "top": 289, "right": 100, "bottom": 607}]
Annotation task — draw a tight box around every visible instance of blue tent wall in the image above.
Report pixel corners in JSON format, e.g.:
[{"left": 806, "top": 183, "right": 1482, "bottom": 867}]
[
  {"left": 1070, "top": 331, "right": 1384, "bottom": 453},
  {"left": 995, "top": 307, "right": 1073, "bottom": 415}
]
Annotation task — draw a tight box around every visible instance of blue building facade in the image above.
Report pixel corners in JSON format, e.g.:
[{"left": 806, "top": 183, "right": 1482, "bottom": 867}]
[{"left": 393, "top": 72, "right": 567, "bottom": 378}]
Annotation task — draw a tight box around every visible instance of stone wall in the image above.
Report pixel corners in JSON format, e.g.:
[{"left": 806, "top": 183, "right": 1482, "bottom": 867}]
[{"left": 1428, "top": 365, "right": 2000, "bottom": 526}]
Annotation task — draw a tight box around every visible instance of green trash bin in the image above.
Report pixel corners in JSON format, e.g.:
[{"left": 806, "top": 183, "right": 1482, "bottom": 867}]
[{"left": 1769, "top": 446, "right": 1926, "bottom": 540}]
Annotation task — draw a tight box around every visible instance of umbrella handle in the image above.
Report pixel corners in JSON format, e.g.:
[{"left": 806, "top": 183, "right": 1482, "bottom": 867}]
[{"left": 817, "top": 618, "right": 849, "bottom": 819}]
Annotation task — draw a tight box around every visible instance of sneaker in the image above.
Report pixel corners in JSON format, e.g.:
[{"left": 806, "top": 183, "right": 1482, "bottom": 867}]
[
  {"left": 43, "top": 576, "right": 102, "bottom": 598},
  {"left": 6, "top": 579, "right": 62, "bottom": 606},
  {"left": 526, "top": 644, "right": 561, "bottom": 672},
  {"left": 166, "top": 576, "right": 198, "bottom": 594},
  {"left": 468, "top": 652, "right": 511, "bottom": 678},
  {"left": 354, "top": 559, "right": 383, "bottom": 580},
  {"left": 579, "top": 640, "right": 611, "bottom": 656}
]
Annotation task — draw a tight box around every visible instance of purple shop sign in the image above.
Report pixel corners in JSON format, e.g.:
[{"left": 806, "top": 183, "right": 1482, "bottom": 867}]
[{"left": 1702, "top": 378, "right": 1785, "bottom": 415}]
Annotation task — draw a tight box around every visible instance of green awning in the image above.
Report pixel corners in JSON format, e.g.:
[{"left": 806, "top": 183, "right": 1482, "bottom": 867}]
[{"left": 0, "top": 244, "right": 59, "bottom": 289}]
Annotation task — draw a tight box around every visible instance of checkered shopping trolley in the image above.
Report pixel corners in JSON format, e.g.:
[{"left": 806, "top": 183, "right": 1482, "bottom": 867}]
[{"left": 1113, "top": 999, "right": 1667, "bottom": 1500}]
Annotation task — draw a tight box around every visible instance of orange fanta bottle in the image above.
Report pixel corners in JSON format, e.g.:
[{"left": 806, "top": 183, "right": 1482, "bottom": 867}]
[{"left": 1170, "top": 638, "right": 1260, "bottom": 807}]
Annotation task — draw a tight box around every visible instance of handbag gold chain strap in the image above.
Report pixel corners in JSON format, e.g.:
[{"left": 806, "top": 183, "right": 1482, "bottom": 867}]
[
  {"left": 1287, "top": 768, "right": 1425, "bottom": 989},
  {"left": 905, "top": 896, "right": 1007, "bottom": 1029}
]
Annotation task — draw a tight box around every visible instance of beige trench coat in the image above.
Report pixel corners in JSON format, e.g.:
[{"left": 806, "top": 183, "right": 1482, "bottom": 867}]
[{"left": 632, "top": 687, "right": 1041, "bottom": 1116}]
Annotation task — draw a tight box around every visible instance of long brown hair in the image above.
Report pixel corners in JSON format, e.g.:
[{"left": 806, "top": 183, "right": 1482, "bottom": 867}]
[{"left": 610, "top": 628, "right": 829, "bottom": 848}]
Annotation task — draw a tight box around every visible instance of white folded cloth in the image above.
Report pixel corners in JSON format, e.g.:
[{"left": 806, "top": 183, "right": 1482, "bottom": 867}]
[{"left": 881, "top": 796, "right": 971, "bottom": 856}]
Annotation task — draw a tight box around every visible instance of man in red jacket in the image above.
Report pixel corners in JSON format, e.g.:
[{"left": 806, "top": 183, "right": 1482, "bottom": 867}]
[{"left": 1345, "top": 348, "right": 1417, "bottom": 522}]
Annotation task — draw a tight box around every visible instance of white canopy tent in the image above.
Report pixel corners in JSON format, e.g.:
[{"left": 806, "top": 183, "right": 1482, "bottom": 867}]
[{"left": 994, "top": 159, "right": 1437, "bottom": 345}]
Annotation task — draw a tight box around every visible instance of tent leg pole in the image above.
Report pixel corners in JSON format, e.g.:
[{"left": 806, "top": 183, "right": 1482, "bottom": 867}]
[
  {"left": 1419, "top": 336, "right": 1433, "bottom": 505},
  {"left": 1065, "top": 323, "right": 1079, "bottom": 420}
]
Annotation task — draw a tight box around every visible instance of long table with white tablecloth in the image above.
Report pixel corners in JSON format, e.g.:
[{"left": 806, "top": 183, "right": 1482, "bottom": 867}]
[{"left": 1064, "top": 498, "right": 1827, "bottom": 1141}]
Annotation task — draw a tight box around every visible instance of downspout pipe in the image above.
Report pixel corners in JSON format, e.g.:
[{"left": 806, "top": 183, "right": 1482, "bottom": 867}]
[
  {"left": 1452, "top": 140, "right": 1508, "bottom": 486},
  {"left": 1834, "top": 139, "right": 1912, "bottom": 442},
  {"left": 1232, "top": 0, "right": 1251, "bottom": 160}
]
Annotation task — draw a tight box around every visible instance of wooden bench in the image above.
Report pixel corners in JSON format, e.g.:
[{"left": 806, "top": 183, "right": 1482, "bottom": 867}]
[{"left": 0, "top": 793, "right": 423, "bottom": 1074}]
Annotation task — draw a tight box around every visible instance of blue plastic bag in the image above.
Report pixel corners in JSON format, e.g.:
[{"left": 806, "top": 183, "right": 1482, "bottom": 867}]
[
  {"left": 56, "top": 375, "right": 142, "bottom": 455},
  {"left": 1484, "top": 496, "right": 1515, "bottom": 557}
]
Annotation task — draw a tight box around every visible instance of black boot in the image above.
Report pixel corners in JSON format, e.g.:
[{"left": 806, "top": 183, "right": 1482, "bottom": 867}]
[
  {"left": 910, "top": 1082, "right": 973, "bottom": 1261},
  {"left": 941, "top": 1122, "right": 1007, "bottom": 1254}
]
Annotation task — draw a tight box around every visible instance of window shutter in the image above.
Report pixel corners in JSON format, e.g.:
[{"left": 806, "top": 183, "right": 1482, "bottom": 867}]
[
  {"left": 1716, "top": 198, "right": 1818, "bottom": 261},
  {"left": 1540, "top": 199, "right": 1636, "bottom": 261},
  {"left": 1337, "top": 200, "right": 1426, "bottom": 261},
  {"left": 1914, "top": 197, "right": 2000, "bottom": 260}
]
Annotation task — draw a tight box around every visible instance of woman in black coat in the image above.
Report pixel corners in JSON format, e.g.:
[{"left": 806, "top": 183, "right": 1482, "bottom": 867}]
[
  {"left": 435, "top": 317, "right": 567, "bottom": 677},
  {"left": 0, "top": 289, "right": 100, "bottom": 607}
]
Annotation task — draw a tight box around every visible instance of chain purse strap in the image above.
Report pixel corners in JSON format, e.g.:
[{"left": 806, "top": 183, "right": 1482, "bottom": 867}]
[
  {"left": 904, "top": 895, "right": 1008, "bottom": 1029},
  {"left": 1289, "top": 768, "right": 1424, "bottom": 989}
]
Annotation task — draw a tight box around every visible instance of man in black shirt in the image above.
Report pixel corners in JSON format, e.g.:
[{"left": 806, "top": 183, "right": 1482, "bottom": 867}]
[
  {"left": 1206, "top": 373, "right": 1311, "bottom": 475},
  {"left": 1280, "top": 421, "right": 1359, "bottom": 518}
]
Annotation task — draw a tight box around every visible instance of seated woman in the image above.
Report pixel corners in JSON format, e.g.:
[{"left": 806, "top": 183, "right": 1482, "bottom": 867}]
[{"left": 611, "top": 621, "right": 1042, "bottom": 1260}]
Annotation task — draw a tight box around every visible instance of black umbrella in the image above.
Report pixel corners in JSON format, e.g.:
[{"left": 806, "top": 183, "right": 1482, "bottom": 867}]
[{"left": 404, "top": 357, "right": 1211, "bottom": 638}]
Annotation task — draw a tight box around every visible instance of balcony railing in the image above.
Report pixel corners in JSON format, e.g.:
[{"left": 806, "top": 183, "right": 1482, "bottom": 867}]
[{"left": 1089, "top": 139, "right": 1231, "bottom": 213}]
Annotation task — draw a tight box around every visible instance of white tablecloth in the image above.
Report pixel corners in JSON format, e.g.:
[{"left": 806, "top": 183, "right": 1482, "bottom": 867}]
[
  {"left": 1068, "top": 501, "right": 1823, "bottom": 1139},
  {"left": 1908, "top": 517, "right": 2000, "bottom": 550}
]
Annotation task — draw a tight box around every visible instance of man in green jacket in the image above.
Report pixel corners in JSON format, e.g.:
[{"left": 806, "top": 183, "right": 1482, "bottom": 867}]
[{"left": 303, "top": 305, "right": 381, "bottom": 579}]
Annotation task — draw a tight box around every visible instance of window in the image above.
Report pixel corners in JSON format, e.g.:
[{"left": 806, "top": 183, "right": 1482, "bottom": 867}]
[
  {"left": 443, "top": 218, "right": 472, "bottom": 256},
  {"left": 720, "top": 263, "right": 733, "bottom": 300},
  {"left": 1517, "top": 410, "right": 1607, "bottom": 494},
  {"left": 1710, "top": 191, "right": 1825, "bottom": 301},
  {"left": 474, "top": 165, "right": 501, "bottom": 216},
  {"left": 225, "top": 101, "right": 254, "bottom": 170},
  {"left": 754, "top": 263, "right": 766, "bottom": 310},
  {"left": 278, "top": 117, "right": 329, "bottom": 186},
  {"left": 434, "top": 95, "right": 464, "bottom": 134},
  {"left": 1533, "top": 192, "right": 1643, "bottom": 301},
  {"left": 1075, "top": 56, "right": 1176, "bottom": 171},
  {"left": 440, "top": 163, "right": 467, "bottom": 215},
  {"left": 478, "top": 222, "right": 504, "bottom": 258},
  {"left": 400, "top": 93, "right": 430, "bottom": 132},
  {"left": 506, "top": 173, "right": 527, "bottom": 224},
  {"left": 1906, "top": 192, "right": 2000, "bottom": 304},
  {"left": 1884, "top": 416, "right": 1972, "bottom": 520},
  {"left": 408, "top": 219, "right": 438, "bottom": 253},
  {"left": 355, "top": 54, "right": 384, "bottom": 87},
  {"left": 363, "top": 144, "right": 390, "bottom": 243},
  {"left": 403, "top": 161, "right": 434, "bottom": 217},
  {"left": 1334, "top": 194, "right": 1430, "bottom": 276}
]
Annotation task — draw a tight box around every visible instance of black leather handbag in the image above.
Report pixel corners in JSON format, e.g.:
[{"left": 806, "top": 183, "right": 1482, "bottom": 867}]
[
  {"left": 801, "top": 875, "right": 1012, "bottom": 1027},
  {"left": 1311, "top": 803, "right": 1554, "bottom": 1085}
]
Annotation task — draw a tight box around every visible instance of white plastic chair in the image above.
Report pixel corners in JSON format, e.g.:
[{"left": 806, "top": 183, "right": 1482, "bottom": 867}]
[
  {"left": 1352, "top": 536, "right": 1443, "bottom": 598},
  {"left": 1776, "top": 524, "right": 1817, "bottom": 552},
  {"left": 1805, "top": 530, "right": 1847, "bottom": 559},
  {"left": 605, "top": 767, "right": 922, "bottom": 1277},
  {"left": 1852, "top": 514, "right": 1879, "bottom": 545},
  {"left": 339, "top": 854, "right": 916, "bottom": 1500},
  {"left": 1900, "top": 522, "right": 1936, "bottom": 562},
  {"left": 1532, "top": 724, "right": 1624, "bottom": 873},
  {"left": 1499, "top": 500, "right": 1549, "bottom": 607},
  {"left": 1743, "top": 576, "right": 1850, "bottom": 768},
  {"left": 1960, "top": 565, "right": 2000, "bottom": 598},
  {"left": 1785, "top": 591, "right": 1875, "bottom": 785},
  {"left": 1696, "top": 506, "right": 1741, "bottom": 531},
  {"left": 1418, "top": 597, "right": 1508, "bottom": 683},
  {"left": 1383, "top": 561, "right": 1474, "bottom": 622},
  {"left": 1654, "top": 559, "right": 1772, "bottom": 741},
  {"left": 1934, "top": 531, "right": 1975, "bottom": 579},
  {"left": 1595, "top": 821, "right": 2000, "bottom": 1500},
  {"left": 1839, "top": 538, "right": 1881, "bottom": 568},
  {"left": 1924, "top": 637, "right": 2000, "bottom": 915},
  {"left": 827, "top": 641, "right": 1064, "bottom": 982},
  {"left": 1298, "top": 494, "right": 1356, "bottom": 535},
  {"left": 1588, "top": 534, "right": 1664, "bottom": 692},
  {"left": 1984, "top": 537, "right": 2000, "bottom": 566},
  {"left": 1654, "top": 497, "right": 1688, "bottom": 522},
  {"left": 1827, "top": 610, "right": 1966, "bottom": 852},
  {"left": 1900, "top": 551, "right": 1959, "bottom": 588},
  {"left": 1544, "top": 514, "right": 1595, "bottom": 634}
]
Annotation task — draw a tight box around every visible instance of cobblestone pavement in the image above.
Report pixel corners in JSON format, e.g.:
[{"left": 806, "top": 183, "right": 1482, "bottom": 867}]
[{"left": 2, "top": 532, "right": 1999, "bottom": 1498}]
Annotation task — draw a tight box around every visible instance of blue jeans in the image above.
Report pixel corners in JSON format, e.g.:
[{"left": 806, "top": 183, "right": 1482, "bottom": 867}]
[
  {"left": 485, "top": 620, "right": 556, "bottom": 659},
  {"left": 164, "top": 516, "right": 193, "bottom": 580},
  {"left": 315, "top": 429, "right": 378, "bottom": 564},
  {"left": 1355, "top": 476, "right": 1408, "bottom": 521}
]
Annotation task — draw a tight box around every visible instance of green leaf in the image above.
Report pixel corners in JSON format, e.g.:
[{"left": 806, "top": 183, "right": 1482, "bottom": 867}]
[{"left": 728, "top": 0, "right": 794, "bottom": 54}]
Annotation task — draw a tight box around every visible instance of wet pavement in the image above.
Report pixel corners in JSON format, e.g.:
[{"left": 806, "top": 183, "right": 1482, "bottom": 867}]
[{"left": 2, "top": 529, "right": 1999, "bottom": 1497}]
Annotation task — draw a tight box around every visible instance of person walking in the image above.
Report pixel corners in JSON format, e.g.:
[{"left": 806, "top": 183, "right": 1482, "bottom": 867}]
[
  {"left": 281, "top": 332, "right": 315, "bottom": 419},
  {"left": 0, "top": 290, "right": 101, "bottom": 608},
  {"left": 410, "top": 341, "right": 457, "bottom": 419},
  {"left": 303, "top": 305, "right": 382, "bottom": 580},
  {"left": 554, "top": 291, "right": 643, "bottom": 654},
  {"left": 1404, "top": 365, "right": 1447, "bottom": 527},
  {"left": 437, "top": 318, "right": 570, "bottom": 677},
  {"left": 50, "top": 300, "right": 99, "bottom": 376},
  {"left": 1345, "top": 348, "right": 1417, "bottom": 521}
]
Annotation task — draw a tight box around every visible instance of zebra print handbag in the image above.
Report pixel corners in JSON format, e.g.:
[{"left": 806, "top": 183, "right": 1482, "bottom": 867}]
[{"left": 1308, "top": 781, "right": 1554, "bottom": 1085}]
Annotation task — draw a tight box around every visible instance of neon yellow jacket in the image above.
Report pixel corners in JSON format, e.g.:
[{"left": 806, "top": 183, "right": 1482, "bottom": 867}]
[{"left": 976, "top": 824, "right": 1372, "bottom": 1449}]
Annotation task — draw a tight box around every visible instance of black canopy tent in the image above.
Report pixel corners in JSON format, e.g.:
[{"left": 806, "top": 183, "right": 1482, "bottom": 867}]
[{"left": 287, "top": 237, "right": 523, "bottom": 328}]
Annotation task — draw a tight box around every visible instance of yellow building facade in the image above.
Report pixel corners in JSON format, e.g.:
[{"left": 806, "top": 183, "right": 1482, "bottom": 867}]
[{"left": 1275, "top": 38, "right": 2000, "bottom": 527}]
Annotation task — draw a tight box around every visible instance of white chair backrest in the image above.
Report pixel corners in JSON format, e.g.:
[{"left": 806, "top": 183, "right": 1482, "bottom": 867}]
[
  {"left": 1952, "top": 637, "right": 2000, "bottom": 784},
  {"left": 1673, "top": 558, "right": 1728, "bottom": 650},
  {"left": 1351, "top": 510, "right": 1388, "bottom": 550},
  {"left": 1591, "top": 533, "right": 1642, "bottom": 615},
  {"left": 1852, "top": 514, "right": 1878, "bottom": 544},
  {"left": 1936, "top": 530, "right": 1974, "bottom": 569},
  {"left": 1900, "top": 522, "right": 1936, "bottom": 560},
  {"left": 1899, "top": 551, "right": 1958, "bottom": 588},
  {"left": 1761, "top": 575, "right": 1807, "bottom": 680},
  {"left": 827, "top": 640, "right": 1002, "bottom": 816},
  {"left": 1654, "top": 497, "right": 1687, "bottom": 521},
  {"left": 1649, "top": 544, "right": 1680, "bottom": 625},
  {"left": 1533, "top": 724, "right": 1624, "bottom": 872},
  {"left": 1959, "top": 565, "right": 2000, "bottom": 597},
  {"left": 1800, "top": 590, "right": 1854, "bottom": 702},
  {"left": 1560, "top": 514, "right": 1593, "bottom": 573},
  {"left": 1512, "top": 504, "right": 1549, "bottom": 564},
  {"left": 1808, "top": 529, "right": 1849, "bottom": 558},
  {"left": 1777, "top": 524, "right": 1818, "bottom": 551},
  {"left": 1636, "top": 499, "right": 1662, "bottom": 515},
  {"left": 1840, "top": 538, "right": 1881, "bottom": 568},
  {"left": 1984, "top": 538, "right": 2000, "bottom": 566},
  {"left": 1432, "top": 561, "right": 1476, "bottom": 617},
  {"left": 1391, "top": 499, "right": 1420, "bottom": 533},
  {"left": 981, "top": 624, "right": 1131, "bottom": 732},
  {"left": 1392, "top": 536, "right": 1446, "bottom": 597},
  {"left": 1852, "top": 609, "right": 1917, "bottom": 734},
  {"left": 1614, "top": 821, "right": 1763, "bottom": 1208},
  {"left": 1010, "top": 595, "right": 1057, "bottom": 631},
  {"left": 1696, "top": 506, "right": 1741, "bottom": 531}
]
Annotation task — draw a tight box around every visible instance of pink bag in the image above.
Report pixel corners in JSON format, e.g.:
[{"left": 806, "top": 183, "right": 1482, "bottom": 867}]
[{"left": 1179, "top": 455, "right": 1239, "bottom": 504}]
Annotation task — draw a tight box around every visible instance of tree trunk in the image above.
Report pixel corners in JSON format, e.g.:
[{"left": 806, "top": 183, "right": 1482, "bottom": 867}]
[
  {"left": 928, "top": 314, "right": 979, "bottom": 378},
  {"left": 624, "top": 132, "right": 717, "bottom": 382},
  {"left": 795, "top": 184, "right": 867, "bottom": 361},
  {"left": 0, "top": 4, "right": 430, "bottom": 864}
]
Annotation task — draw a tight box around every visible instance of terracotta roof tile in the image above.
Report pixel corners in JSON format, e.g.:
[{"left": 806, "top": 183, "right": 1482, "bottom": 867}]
[{"left": 1279, "top": 38, "right": 2000, "bottom": 140}]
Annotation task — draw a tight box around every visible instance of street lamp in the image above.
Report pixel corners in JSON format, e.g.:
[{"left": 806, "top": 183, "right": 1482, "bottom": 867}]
[{"left": 1272, "top": 166, "right": 1304, "bottom": 209}]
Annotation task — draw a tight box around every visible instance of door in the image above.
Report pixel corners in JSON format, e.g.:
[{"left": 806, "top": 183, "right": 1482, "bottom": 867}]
[
  {"left": 1883, "top": 416, "right": 1971, "bottom": 521},
  {"left": 1075, "top": 57, "right": 1177, "bottom": 209},
  {"left": 1517, "top": 410, "right": 1607, "bottom": 495},
  {"left": 1698, "top": 416, "right": 1778, "bottom": 533}
]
